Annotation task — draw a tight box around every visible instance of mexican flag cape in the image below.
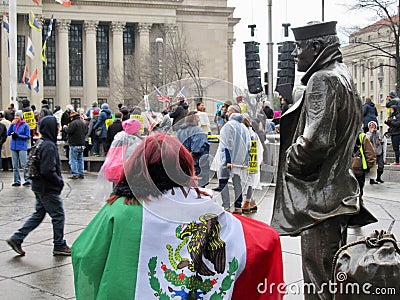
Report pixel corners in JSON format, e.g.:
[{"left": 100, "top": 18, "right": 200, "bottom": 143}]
[{"left": 72, "top": 188, "right": 284, "bottom": 300}]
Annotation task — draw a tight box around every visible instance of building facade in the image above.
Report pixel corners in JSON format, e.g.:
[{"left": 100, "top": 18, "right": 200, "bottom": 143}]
[
  {"left": 341, "top": 17, "right": 398, "bottom": 130},
  {"left": 1, "top": 0, "right": 238, "bottom": 112}
]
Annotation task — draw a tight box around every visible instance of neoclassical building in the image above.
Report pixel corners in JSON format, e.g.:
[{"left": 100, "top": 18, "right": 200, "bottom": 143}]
[
  {"left": 341, "top": 17, "right": 398, "bottom": 129},
  {"left": 1, "top": 0, "right": 238, "bottom": 111}
]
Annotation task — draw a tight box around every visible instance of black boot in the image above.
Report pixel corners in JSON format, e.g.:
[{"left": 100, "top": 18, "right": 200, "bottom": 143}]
[
  {"left": 377, "top": 170, "right": 384, "bottom": 183},
  {"left": 370, "top": 179, "right": 378, "bottom": 184}
]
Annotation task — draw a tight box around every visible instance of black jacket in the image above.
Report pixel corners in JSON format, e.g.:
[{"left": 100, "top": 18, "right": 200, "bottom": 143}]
[
  {"left": 32, "top": 116, "right": 64, "bottom": 194},
  {"left": 263, "top": 106, "right": 274, "bottom": 119},
  {"left": 106, "top": 119, "right": 123, "bottom": 144},
  {"left": 40, "top": 105, "right": 53, "bottom": 118},
  {"left": 385, "top": 106, "right": 400, "bottom": 136},
  {"left": 170, "top": 102, "right": 188, "bottom": 128},
  {"left": 4, "top": 109, "right": 15, "bottom": 122},
  {"left": 0, "top": 122, "right": 6, "bottom": 145},
  {"left": 66, "top": 116, "right": 87, "bottom": 146}
]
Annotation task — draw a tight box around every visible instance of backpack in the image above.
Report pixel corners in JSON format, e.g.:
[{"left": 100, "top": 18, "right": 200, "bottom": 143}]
[{"left": 26, "top": 139, "right": 44, "bottom": 179}]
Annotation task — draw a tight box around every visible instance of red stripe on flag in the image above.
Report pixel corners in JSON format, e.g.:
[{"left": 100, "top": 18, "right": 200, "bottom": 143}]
[{"left": 232, "top": 215, "right": 285, "bottom": 300}]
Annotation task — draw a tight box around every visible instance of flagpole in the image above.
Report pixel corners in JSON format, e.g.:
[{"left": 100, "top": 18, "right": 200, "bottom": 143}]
[{"left": 9, "top": 0, "right": 18, "bottom": 109}]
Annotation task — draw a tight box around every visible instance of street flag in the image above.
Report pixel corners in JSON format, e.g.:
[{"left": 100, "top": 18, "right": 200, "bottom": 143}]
[
  {"left": 29, "top": 69, "right": 38, "bottom": 86},
  {"left": 154, "top": 86, "right": 170, "bottom": 103},
  {"left": 33, "top": 79, "right": 40, "bottom": 93},
  {"left": 71, "top": 192, "right": 284, "bottom": 299},
  {"left": 2, "top": 11, "right": 9, "bottom": 33},
  {"left": 26, "top": 37, "right": 35, "bottom": 59},
  {"left": 55, "top": 0, "right": 71, "bottom": 7},
  {"left": 40, "top": 15, "right": 53, "bottom": 65},
  {"left": 29, "top": 10, "right": 41, "bottom": 32},
  {"left": 2, "top": 11, "right": 9, "bottom": 57},
  {"left": 22, "top": 65, "right": 29, "bottom": 83},
  {"left": 40, "top": 40, "right": 48, "bottom": 65},
  {"left": 32, "top": 0, "right": 40, "bottom": 5},
  {"left": 175, "top": 87, "right": 188, "bottom": 103}
]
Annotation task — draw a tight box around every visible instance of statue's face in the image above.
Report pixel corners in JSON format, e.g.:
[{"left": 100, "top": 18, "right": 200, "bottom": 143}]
[{"left": 291, "top": 40, "right": 315, "bottom": 72}]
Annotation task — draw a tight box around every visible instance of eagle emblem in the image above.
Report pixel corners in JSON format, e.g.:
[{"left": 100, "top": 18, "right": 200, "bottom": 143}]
[
  {"left": 175, "top": 213, "right": 226, "bottom": 276},
  {"left": 147, "top": 213, "right": 238, "bottom": 300}
]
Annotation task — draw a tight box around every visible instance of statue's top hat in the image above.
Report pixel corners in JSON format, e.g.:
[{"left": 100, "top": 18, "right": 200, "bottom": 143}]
[{"left": 292, "top": 21, "right": 337, "bottom": 41}]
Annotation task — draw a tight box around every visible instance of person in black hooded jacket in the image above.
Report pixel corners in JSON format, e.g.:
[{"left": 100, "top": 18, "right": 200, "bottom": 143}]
[
  {"left": 6, "top": 116, "right": 71, "bottom": 256},
  {"left": 385, "top": 105, "right": 400, "bottom": 165}
]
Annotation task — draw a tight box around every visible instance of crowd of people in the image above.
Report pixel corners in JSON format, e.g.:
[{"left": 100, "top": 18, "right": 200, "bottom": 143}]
[{"left": 4, "top": 19, "right": 400, "bottom": 300}]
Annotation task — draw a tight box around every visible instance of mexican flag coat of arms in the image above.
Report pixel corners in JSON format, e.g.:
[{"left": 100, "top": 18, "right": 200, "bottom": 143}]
[{"left": 72, "top": 188, "right": 284, "bottom": 299}]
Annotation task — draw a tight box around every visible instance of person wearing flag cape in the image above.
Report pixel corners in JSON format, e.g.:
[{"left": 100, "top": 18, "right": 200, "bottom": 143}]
[{"left": 72, "top": 134, "right": 284, "bottom": 299}]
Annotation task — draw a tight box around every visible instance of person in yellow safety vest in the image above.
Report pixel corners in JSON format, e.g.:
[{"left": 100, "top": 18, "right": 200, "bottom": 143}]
[
  {"left": 352, "top": 131, "right": 376, "bottom": 200},
  {"left": 236, "top": 96, "right": 247, "bottom": 114}
]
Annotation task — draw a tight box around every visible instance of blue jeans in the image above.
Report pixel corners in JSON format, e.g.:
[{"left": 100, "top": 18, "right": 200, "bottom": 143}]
[
  {"left": 69, "top": 145, "right": 85, "bottom": 176},
  {"left": 220, "top": 174, "right": 243, "bottom": 209},
  {"left": 11, "top": 149, "right": 30, "bottom": 184},
  {"left": 92, "top": 136, "right": 100, "bottom": 155},
  {"left": 12, "top": 192, "right": 67, "bottom": 250}
]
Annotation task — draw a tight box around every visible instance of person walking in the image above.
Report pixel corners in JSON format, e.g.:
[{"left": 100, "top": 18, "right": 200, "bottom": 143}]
[
  {"left": 271, "top": 21, "right": 377, "bottom": 299},
  {"left": 366, "top": 121, "right": 387, "bottom": 183},
  {"left": 363, "top": 97, "right": 378, "bottom": 133},
  {"left": 242, "top": 114, "right": 263, "bottom": 214},
  {"left": 7, "top": 111, "right": 31, "bottom": 187},
  {"left": 211, "top": 105, "right": 250, "bottom": 214},
  {"left": 6, "top": 116, "right": 70, "bottom": 256},
  {"left": 384, "top": 105, "right": 400, "bottom": 165},
  {"left": 352, "top": 130, "right": 376, "bottom": 198},
  {"left": 64, "top": 112, "right": 87, "bottom": 179}
]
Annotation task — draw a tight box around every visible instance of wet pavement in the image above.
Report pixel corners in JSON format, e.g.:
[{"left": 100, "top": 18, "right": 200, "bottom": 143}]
[{"left": 0, "top": 170, "right": 399, "bottom": 299}]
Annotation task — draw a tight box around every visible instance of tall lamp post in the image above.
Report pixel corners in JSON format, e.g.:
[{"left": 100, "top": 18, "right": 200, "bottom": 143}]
[
  {"left": 267, "top": 0, "right": 274, "bottom": 103},
  {"left": 156, "top": 37, "right": 166, "bottom": 108},
  {"left": 156, "top": 38, "right": 165, "bottom": 88}
]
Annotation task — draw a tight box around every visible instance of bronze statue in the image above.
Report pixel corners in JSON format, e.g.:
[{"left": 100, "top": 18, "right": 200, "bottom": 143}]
[{"left": 270, "top": 21, "right": 377, "bottom": 299}]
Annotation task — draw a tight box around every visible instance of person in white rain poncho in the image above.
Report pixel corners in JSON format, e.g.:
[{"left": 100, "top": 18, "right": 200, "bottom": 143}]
[
  {"left": 242, "top": 114, "right": 264, "bottom": 214},
  {"left": 211, "top": 105, "right": 250, "bottom": 214}
]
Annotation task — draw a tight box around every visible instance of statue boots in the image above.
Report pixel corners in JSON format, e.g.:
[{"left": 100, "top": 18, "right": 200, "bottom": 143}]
[{"left": 377, "top": 170, "right": 384, "bottom": 183}]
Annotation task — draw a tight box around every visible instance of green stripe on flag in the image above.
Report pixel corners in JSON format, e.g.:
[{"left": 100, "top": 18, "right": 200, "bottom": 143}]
[{"left": 72, "top": 197, "right": 143, "bottom": 299}]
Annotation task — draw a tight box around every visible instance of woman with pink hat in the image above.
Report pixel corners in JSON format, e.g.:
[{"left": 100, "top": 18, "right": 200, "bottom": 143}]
[{"left": 101, "top": 118, "right": 143, "bottom": 183}]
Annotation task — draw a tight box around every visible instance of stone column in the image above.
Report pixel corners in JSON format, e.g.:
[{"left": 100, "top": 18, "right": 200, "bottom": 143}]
[
  {"left": 111, "top": 21, "right": 125, "bottom": 106},
  {"left": 1, "top": 15, "right": 10, "bottom": 108},
  {"left": 84, "top": 20, "right": 98, "bottom": 107},
  {"left": 137, "top": 23, "right": 152, "bottom": 69},
  {"left": 56, "top": 19, "right": 70, "bottom": 109},
  {"left": 227, "top": 38, "right": 235, "bottom": 88},
  {"left": 30, "top": 15, "right": 44, "bottom": 104}
]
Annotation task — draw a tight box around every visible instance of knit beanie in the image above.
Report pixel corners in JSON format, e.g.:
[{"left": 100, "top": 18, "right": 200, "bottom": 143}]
[{"left": 122, "top": 119, "right": 142, "bottom": 135}]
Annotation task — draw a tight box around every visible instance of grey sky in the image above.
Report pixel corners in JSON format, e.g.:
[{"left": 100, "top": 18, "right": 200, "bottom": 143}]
[{"left": 227, "top": 0, "right": 378, "bottom": 88}]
